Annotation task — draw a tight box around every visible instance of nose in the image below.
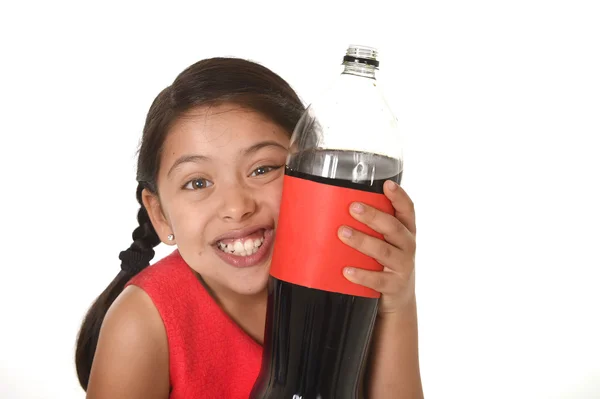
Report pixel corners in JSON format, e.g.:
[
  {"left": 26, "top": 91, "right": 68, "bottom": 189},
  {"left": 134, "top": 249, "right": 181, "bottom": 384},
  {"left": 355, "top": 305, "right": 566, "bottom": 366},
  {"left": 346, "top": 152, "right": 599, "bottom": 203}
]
[{"left": 217, "top": 182, "right": 257, "bottom": 222}]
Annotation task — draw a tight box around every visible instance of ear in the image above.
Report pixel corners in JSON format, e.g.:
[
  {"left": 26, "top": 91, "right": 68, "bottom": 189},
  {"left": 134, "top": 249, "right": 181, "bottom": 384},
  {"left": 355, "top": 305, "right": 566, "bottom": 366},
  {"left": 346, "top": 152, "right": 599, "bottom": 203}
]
[{"left": 141, "top": 188, "right": 174, "bottom": 246}]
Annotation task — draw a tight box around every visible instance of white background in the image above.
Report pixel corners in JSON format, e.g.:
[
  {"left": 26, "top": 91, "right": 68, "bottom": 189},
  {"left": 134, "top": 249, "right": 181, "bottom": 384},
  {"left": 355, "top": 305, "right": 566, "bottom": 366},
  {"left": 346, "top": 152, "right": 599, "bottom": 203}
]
[{"left": 1, "top": 0, "right": 599, "bottom": 398}]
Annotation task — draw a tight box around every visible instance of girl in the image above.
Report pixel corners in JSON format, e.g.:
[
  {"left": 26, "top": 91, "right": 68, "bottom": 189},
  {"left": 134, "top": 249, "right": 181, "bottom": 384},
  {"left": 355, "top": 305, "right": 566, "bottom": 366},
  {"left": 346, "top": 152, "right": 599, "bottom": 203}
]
[{"left": 76, "top": 57, "right": 423, "bottom": 398}]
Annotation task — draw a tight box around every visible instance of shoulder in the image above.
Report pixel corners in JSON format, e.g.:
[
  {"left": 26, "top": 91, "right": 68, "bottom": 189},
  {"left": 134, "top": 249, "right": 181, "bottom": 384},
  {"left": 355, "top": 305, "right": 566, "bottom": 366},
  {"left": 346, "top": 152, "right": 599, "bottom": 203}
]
[
  {"left": 103, "top": 285, "right": 166, "bottom": 350},
  {"left": 127, "top": 250, "right": 208, "bottom": 324},
  {"left": 86, "top": 285, "right": 169, "bottom": 399}
]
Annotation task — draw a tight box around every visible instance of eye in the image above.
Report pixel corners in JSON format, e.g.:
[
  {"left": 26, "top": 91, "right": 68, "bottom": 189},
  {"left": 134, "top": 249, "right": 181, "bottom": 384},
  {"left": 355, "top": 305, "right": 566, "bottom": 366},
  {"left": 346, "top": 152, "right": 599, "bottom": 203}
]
[
  {"left": 183, "top": 178, "right": 214, "bottom": 190},
  {"left": 250, "top": 165, "right": 283, "bottom": 177}
]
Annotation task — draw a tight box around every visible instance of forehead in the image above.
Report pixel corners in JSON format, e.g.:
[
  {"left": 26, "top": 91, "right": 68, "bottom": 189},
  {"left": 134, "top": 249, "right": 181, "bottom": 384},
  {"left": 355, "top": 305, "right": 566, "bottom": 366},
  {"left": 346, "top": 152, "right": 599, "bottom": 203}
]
[{"left": 163, "top": 104, "right": 289, "bottom": 158}]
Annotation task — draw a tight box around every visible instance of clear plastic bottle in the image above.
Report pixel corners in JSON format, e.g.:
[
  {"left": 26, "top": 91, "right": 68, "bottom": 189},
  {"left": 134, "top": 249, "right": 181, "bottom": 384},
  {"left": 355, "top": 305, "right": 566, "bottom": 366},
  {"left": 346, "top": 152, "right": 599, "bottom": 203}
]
[{"left": 250, "top": 45, "right": 403, "bottom": 399}]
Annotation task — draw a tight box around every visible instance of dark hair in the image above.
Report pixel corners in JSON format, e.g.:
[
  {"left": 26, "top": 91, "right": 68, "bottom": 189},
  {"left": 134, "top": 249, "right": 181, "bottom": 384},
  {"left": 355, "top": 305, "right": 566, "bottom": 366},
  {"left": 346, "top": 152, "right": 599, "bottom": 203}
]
[{"left": 75, "top": 57, "right": 304, "bottom": 390}]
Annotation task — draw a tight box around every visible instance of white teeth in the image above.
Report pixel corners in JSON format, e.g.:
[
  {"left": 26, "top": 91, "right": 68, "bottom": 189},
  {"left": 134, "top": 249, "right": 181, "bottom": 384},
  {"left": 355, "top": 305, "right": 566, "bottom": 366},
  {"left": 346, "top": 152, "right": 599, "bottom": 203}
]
[
  {"left": 234, "top": 241, "right": 244, "bottom": 253},
  {"left": 217, "top": 233, "right": 266, "bottom": 257}
]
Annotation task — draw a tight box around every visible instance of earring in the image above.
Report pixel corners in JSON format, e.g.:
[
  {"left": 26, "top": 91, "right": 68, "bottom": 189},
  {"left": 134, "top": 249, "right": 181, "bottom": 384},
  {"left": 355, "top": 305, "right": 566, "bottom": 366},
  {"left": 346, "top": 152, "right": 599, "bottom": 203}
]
[{"left": 167, "top": 234, "right": 174, "bottom": 241}]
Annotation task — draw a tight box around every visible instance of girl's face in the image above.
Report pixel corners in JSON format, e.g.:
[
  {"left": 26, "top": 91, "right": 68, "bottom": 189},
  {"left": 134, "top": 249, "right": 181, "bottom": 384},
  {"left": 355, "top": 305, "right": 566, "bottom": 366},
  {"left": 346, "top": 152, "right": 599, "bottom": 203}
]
[{"left": 143, "top": 103, "right": 290, "bottom": 297}]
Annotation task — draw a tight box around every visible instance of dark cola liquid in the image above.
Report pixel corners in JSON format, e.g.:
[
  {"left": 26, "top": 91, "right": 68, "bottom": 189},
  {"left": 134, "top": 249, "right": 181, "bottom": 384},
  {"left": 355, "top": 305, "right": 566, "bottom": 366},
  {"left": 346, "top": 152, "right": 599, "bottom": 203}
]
[{"left": 250, "top": 150, "right": 402, "bottom": 399}]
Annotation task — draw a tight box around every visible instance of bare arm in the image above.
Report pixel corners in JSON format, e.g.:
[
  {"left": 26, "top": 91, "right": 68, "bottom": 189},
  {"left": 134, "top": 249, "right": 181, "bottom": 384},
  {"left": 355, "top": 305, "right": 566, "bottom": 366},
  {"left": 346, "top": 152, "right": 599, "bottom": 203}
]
[
  {"left": 367, "top": 299, "right": 423, "bottom": 399},
  {"left": 86, "top": 286, "right": 169, "bottom": 399}
]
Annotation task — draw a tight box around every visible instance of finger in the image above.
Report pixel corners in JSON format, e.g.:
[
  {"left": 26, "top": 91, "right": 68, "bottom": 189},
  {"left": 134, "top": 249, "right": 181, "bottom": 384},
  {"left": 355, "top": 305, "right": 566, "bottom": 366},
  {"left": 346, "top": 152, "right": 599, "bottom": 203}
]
[
  {"left": 343, "top": 267, "right": 401, "bottom": 295},
  {"left": 338, "top": 226, "right": 413, "bottom": 270},
  {"left": 349, "top": 202, "right": 415, "bottom": 251},
  {"left": 384, "top": 181, "right": 416, "bottom": 236}
]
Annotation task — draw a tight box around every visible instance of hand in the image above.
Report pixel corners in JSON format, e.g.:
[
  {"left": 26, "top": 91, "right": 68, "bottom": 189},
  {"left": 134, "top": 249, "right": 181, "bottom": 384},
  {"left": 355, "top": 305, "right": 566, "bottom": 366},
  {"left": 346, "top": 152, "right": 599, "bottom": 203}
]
[{"left": 338, "top": 180, "right": 417, "bottom": 315}]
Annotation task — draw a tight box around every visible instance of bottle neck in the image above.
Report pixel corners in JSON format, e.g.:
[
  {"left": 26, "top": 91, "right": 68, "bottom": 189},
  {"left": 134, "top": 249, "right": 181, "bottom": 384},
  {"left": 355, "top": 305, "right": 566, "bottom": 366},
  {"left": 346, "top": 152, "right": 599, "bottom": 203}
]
[{"left": 342, "top": 62, "right": 377, "bottom": 79}]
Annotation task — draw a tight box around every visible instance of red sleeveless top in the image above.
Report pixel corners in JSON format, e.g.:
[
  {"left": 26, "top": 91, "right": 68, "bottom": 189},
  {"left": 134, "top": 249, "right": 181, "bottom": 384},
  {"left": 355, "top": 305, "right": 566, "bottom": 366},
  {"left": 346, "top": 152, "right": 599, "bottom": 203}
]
[{"left": 127, "top": 250, "right": 263, "bottom": 398}]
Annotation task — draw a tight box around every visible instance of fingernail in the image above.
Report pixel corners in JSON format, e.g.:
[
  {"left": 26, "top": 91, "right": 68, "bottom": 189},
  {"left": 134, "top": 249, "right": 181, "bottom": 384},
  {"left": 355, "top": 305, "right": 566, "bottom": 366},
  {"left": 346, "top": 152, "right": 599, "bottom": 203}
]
[
  {"left": 340, "top": 226, "right": 353, "bottom": 238},
  {"left": 386, "top": 180, "right": 398, "bottom": 191},
  {"left": 344, "top": 267, "right": 355, "bottom": 275},
  {"left": 351, "top": 202, "right": 365, "bottom": 214}
]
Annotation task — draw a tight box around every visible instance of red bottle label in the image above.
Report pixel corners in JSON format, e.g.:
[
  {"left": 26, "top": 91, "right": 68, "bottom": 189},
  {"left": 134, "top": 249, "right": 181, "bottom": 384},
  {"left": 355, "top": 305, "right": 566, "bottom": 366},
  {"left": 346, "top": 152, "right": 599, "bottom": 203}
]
[{"left": 270, "top": 174, "right": 394, "bottom": 298}]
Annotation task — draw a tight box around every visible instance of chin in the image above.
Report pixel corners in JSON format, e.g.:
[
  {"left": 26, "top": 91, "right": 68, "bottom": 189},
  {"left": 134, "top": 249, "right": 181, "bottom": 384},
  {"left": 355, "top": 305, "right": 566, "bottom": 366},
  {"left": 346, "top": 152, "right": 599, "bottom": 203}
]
[{"left": 229, "top": 267, "right": 271, "bottom": 296}]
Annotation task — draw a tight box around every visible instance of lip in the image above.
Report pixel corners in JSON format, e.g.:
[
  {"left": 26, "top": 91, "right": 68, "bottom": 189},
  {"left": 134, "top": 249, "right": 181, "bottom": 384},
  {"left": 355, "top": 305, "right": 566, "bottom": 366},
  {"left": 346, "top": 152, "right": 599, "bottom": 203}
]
[{"left": 213, "top": 228, "right": 275, "bottom": 268}]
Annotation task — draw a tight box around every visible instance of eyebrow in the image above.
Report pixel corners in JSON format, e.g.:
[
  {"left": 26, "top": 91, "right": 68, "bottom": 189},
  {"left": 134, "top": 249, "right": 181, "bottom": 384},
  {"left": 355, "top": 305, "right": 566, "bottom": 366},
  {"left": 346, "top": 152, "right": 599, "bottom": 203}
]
[
  {"left": 166, "top": 140, "right": 287, "bottom": 177},
  {"left": 167, "top": 154, "right": 210, "bottom": 177},
  {"left": 242, "top": 140, "right": 287, "bottom": 156}
]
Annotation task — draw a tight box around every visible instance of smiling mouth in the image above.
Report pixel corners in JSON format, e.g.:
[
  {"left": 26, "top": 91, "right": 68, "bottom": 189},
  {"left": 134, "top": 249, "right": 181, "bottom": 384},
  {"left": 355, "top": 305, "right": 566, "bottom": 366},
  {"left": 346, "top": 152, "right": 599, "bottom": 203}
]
[{"left": 215, "top": 229, "right": 266, "bottom": 257}]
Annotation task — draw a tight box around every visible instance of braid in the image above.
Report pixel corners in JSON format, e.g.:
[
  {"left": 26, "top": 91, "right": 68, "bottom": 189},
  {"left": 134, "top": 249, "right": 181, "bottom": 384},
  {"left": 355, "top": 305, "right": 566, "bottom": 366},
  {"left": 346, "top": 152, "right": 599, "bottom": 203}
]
[
  {"left": 118, "top": 183, "right": 161, "bottom": 275},
  {"left": 75, "top": 182, "right": 161, "bottom": 389}
]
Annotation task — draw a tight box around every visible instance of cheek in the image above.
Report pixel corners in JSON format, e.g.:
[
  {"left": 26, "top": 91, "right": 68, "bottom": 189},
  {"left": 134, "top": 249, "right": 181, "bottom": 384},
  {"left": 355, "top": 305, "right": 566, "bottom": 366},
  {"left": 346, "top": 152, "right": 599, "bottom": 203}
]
[
  {"left": 261, "top": 177, "right": 285, "bottom": 223},
  {"left": 167, "top": 196, "right": 211, "bottom": 241}
]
